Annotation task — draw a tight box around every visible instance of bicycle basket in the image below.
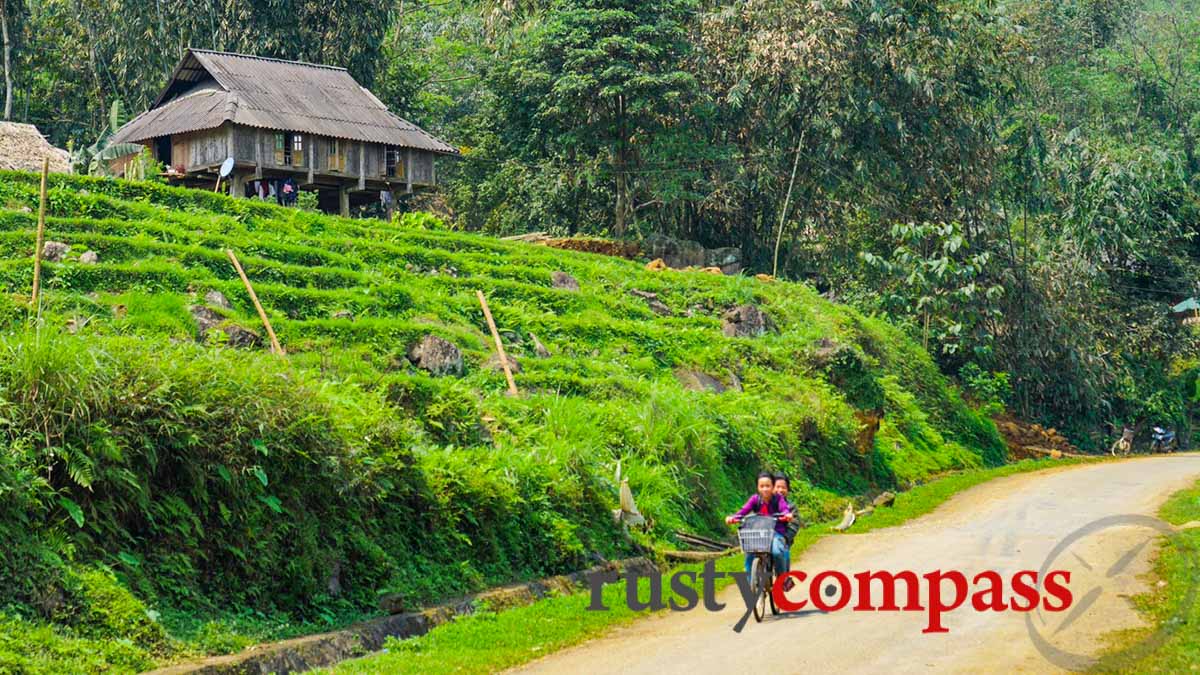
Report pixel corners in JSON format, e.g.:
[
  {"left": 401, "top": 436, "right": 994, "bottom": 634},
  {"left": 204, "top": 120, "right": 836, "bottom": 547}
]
[{"left": 737, "top": 515, "right": 775, "bottom": 554}]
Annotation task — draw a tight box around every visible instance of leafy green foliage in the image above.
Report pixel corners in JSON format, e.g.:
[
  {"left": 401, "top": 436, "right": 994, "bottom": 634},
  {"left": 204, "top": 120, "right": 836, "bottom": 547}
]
[
  {"left": 0, "top": 170, "right": 1003, "bottom": 670},
  {"left": 958, "top": 363, "right": 1012, "bottom": 416},
  {"left": 494, "top": 0, "right": 697, "bottom": 235},
  {"left": 861, "top": 221, "right": 1005, "bottom": 360},
  {"left": 11, "top": 0, "right": 393, "bottom": 145},
  {"left": 0, "top": 612, "right": 153, "bottom": 675},
  {"left": 8, "top": 0, "right": 1198, "bottom": 449}
]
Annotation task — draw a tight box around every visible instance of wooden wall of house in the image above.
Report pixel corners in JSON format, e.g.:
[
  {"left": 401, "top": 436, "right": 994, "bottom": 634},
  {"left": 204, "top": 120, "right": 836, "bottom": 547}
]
[
  {"left": 171, "top": 127, "right": 230, "bottom": 170},
  {"left": 234, "top": 126, "right": 257, "bottom": 163},
  {"left": 178, "top": 123, "right": 439, "bottom": 185},
  {"left": 194, "top": 127, "right": 230, "bottom": 168},
  {"left": 410, "top": 152, "right": 434, "bottom": 185},
  {"left": 170, "top": 134, "right": 189, "bottom": 170},
  {"left": 236, "top": 127, "right": 386, "bottom": 178}
]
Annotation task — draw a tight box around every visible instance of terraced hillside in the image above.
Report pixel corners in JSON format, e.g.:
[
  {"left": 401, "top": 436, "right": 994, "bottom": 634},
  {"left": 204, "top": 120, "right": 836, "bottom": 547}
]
[{"left": 0, "top": 171, "right": 1004, "bottom": 671}]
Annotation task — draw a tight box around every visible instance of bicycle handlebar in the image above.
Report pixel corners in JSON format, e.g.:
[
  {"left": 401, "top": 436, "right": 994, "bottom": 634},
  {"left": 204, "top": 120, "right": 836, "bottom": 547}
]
[{"left": 728, "top": 513, "right": 789, "bottom": 524}]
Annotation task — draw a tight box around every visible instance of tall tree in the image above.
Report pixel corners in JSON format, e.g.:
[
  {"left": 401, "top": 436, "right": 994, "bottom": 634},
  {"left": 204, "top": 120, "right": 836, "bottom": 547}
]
[
  {"left": 0, "top": 0, "right": 25, "bottom": 120},
  {"left": 1, "top": 1, "right": 9, "bottom": 120},
  {"left": 1123, "top": 0, "right": 1200, "bottom": 177},
  {"left": 498, "top": 0, "right": 697, "bottom": 236},
  {"left": 19, "top": 0, "right": 391, "bottom": 138}
]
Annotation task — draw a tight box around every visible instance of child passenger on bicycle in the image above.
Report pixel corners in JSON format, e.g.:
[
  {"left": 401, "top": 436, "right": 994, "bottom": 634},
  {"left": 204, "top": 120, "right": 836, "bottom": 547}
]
[
  {"left": 773, "top": 474, "right": 801, "bottom": 548},
  {"left": 725, "top": 471, "right": 793, "bottom": 582}
]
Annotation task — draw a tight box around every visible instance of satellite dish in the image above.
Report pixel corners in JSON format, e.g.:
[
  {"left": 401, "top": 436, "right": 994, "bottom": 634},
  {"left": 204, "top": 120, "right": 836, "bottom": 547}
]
[{"left": 219, "top": 157, "right": 235, "bottom": 178}]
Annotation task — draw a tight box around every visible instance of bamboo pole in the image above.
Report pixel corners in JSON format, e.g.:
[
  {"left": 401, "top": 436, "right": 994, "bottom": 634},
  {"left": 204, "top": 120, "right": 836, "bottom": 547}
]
[
  {"left": 476, "top": 290, "right": 518, "bottom": 396},
  {"left": 31, "top": 156, "right": 48, "bottom": 314},
  {"left": 772, "top": 132, "right": 805, "bottom": 279},
  {"left": 225, "top": 249, "right": 285, "bottom": 356}
]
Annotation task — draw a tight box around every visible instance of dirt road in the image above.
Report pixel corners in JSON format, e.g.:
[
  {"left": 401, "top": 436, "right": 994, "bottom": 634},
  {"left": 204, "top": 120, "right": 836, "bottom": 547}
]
[{"left": 514, "top": 455, "right": 1200, "bottom": 674}]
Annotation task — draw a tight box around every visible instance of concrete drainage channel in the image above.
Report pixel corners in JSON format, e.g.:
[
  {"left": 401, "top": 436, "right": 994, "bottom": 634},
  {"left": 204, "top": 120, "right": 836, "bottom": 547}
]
[{"left": 143, "top": 557, "right": 660, "bottom": 675}]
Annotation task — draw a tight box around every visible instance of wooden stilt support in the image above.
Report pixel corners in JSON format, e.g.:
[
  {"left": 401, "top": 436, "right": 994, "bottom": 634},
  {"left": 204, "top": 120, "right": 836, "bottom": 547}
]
[
  {"left": 476, "top": 290, "right": 518, "bottom": 396},
  {"left": 225, "top": 249, "right": 285, "bottom": 356}
]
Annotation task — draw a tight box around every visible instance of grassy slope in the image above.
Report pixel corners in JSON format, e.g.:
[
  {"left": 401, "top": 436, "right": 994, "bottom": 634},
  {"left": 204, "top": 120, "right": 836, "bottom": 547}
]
[
  {"left": 0, "top": 171, "right": 1004, "bottom": 671},
  {"left": 1094, "top": 478, "right": 1200, "bottom": 672}
]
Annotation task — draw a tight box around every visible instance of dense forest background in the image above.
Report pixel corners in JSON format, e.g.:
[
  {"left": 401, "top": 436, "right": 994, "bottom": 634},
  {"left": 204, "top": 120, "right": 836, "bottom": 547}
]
[{"left": 2, "top": 0, "right": 1199, "bottom": 448}]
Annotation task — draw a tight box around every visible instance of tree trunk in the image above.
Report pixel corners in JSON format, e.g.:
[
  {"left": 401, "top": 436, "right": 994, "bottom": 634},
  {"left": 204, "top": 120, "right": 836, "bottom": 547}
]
[
  {"left": 614, "top": 94, "right": 628, "bottom": 238},
  {"left": 773, "top": 133, "right": 805, "bottom": 278},
  {"left": 1182, "top": 121, "right": 1198, "bottom": 178},
  {"left": 615, "top": 168, "right": 628, "bottom": 238},
  {"left": 1, "top": 2, "right": 11, "bottom": 121}
]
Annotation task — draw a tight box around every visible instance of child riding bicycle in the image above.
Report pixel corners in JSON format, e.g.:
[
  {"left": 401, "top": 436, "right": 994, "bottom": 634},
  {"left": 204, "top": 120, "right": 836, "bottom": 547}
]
[{"left": 725, "top": 471, "right": 793, "bottom": 582}]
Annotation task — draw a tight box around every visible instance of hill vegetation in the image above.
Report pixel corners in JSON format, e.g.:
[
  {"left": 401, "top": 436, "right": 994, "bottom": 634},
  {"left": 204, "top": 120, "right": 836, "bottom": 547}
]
[
  {"left": 0, "top": 171, "right": 1001, "bottom": 671},
  {"left": 2, "top": 0, "right": 1199, "bottom": 670},
  {"left": 5, "top": 0, "right": 1200, "bottom": 445}
]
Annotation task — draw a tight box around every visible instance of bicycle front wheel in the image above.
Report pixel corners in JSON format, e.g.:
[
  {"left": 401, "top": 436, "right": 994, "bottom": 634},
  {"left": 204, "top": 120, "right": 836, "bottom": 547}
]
[{"left": 750, "top": 556, "right": 766, "bottom": 622}]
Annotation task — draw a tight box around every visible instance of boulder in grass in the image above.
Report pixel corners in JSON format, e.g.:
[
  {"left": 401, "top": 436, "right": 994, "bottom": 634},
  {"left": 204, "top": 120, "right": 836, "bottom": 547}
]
[
  {"left": 205, "top": 290, "right": 232, "bottom": 310},
  {"left": 190, "top": 305, "right": 262, "bottom": 349},
  {"left": 78, "top": 251, "right": 98, "bottom": 265},
  {"left": 629, "top": 289, "right": 672, "bottom": 316},
  {"left": 485, "top": 352, "right": 522, "bottom": 374},
  {"left": 551, "top": 270, "right": 579, "bottom": 292},
  {"left": 721, "top": 304, "right": 774, "bottom": 338},
  {"left": 705, "top": 246, "right": 742, "bottom": 270},
  {"left": 643, "top": 234, "right": 705, "bottom": 269},
  {"left": 674, "top": 369, "right": 726, "bottom": 394},
  {"left": 647, "top": 299, "right": 671, "bottom": 316},
  {"left": 191, "top": 305, "right": 225, "bottom": 336},
  {"left": 408, "top": 335, "right": 464, "bottom": 376},
  {"left": 222, "top": 324, "right": 264, "bottom": 349},
  {"left": 872, "top": 491, "right": 897, "bottom": 509},
  {"left": 529, "top": 332, "right": 552, "bottom": 358},
  {"left": 41, "top": 241, "right": 70, "bottom": 262}
]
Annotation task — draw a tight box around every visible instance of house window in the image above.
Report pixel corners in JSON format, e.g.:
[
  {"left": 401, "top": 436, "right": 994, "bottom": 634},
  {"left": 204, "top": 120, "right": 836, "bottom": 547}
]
[
  {"left": 328, "top": 139, "right": 345, "bottom": 172},
  {"left": 274, "top": 132, "right": 304, "bottom": 167},
  {"left": 385, "top": 146, "right": 404, "bottom": 178},
  {"left": 292, "top": 134, "right": 305, "bottom": 168}
]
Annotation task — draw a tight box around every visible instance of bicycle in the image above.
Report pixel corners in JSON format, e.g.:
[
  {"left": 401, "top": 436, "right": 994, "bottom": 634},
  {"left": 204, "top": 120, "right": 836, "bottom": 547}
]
[
  {"left": 1110, "top": 426, "right": 1134, "bottom": 457},
  {"left": 731, "top": 513, "right": 785, "bottom": 623}
]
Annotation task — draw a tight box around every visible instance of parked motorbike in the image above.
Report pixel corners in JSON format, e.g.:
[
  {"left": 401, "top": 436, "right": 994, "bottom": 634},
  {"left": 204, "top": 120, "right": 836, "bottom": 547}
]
[{"left": 1150, "top": 427, "right": 1178, "bottom": 453}]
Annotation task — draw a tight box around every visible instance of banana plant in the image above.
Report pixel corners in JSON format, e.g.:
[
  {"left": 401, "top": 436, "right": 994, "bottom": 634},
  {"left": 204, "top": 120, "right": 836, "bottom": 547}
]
[{"left": 71, "top": 100, "right": 146, "bottom": 177}]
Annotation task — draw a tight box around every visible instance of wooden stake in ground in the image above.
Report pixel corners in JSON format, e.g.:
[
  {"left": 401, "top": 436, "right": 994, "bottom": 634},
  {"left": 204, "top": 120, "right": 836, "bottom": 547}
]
[
  {"left": 225, "top": 249, "right": 285, "bottom": 356},
  {"left": 476, "top": 290, "right": 518, "bottom": 396},
  {"left": 30, "top": 156, "right": 48, "bottom": 314}
]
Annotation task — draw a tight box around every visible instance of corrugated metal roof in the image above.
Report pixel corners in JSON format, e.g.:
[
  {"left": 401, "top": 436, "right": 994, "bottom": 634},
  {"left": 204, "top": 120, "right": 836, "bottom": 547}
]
[
  {"left": 1173, "top": 297, "right": 1200, "bottom": 313},
  {"left": 113, "top": 49, "right": 457, "bottom": 154}
]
